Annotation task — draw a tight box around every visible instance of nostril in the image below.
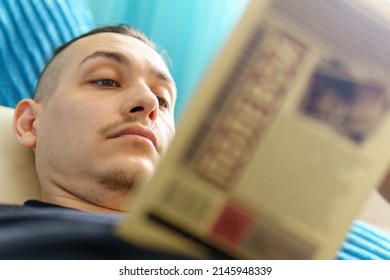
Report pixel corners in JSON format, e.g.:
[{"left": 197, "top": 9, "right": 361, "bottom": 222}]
[
  {"left": 149, "top": 110, "right": 157, "bottom": 121},
  {"left": 130, "top": 106, "right": 144, "bottom": 113}
]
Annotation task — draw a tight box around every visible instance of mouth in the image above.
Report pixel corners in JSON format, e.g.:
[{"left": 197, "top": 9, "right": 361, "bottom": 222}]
[{"left": 107, "top": 124, "right": 158, "bottom": 151}]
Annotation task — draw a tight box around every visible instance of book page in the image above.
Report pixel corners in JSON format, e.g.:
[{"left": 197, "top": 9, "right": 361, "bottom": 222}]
[{"left": 116, "top": 0, "right": 390, "bottom": 259}]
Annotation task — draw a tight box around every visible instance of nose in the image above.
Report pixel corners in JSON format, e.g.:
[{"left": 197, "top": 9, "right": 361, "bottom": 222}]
[{"left": 121, "top": 82, "right": 158, "bottom": 122}]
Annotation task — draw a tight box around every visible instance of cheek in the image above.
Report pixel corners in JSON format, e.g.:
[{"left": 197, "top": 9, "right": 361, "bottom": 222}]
[
  {"left": 39, "top": 99, "right": 101, "bottom": 151},
  {"left": 156, "top": 119, "right": 176, "bottom": 154},
  {"left": 48, "top": 106, "right": 87, "bottom": 136},
  {"left": 46, "top": 93, "right": 112, "bottom": 132}
]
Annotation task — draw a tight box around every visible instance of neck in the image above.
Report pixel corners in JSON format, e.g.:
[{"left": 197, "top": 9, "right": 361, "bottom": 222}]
[
  {"left": 41, "top": 189, "right": 130, "bottom": 214},
  {"left": 45, "top": 196, "right": 127, "bottom": 214},
  {"left": 38, "top": 175, "right": 134, "bottom": 213}
]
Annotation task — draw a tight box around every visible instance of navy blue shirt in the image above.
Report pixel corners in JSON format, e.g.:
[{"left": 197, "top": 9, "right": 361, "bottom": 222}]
[{"left": 0, "top": 200, "right": 186, "bottom": 259}]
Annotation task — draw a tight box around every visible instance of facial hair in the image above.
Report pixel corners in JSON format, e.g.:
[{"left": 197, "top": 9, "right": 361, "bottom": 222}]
[
  {"left": 97, "top": 167, "right": 151, "bottom": 191},
  {"left": 97, "top": 115, "right": 138, "bottom": 136},
  {"left": 96, "top": 115, "right": 154, "bottom": 192}
]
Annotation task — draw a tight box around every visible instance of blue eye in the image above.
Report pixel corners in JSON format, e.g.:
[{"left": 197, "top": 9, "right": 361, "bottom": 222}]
[{"left": 92, "top": 79, "right": 120, "bottom": 88}]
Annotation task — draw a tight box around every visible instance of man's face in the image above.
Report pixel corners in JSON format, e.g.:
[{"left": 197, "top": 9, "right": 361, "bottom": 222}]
[{"left": 34, "top": 33, "right": 176, "bottom": 211}]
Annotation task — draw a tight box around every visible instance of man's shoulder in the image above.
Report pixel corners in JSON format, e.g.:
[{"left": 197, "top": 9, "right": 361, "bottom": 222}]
[
  {"left": 0, "top": 200, "right": 126, "bottom": 259},
  {"left": 0, "top": 201, "right": 186, "bottom": 260},
  {"left": 0, "top": 203, "right": 24, "bottom": 212}
]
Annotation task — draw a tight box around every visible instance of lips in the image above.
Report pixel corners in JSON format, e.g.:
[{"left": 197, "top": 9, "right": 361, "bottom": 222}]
[{"left": 107, "top": 124, "right": 158, "bottom": 150}]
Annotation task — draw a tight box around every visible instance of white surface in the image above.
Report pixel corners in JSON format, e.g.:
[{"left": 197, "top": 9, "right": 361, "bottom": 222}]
[{"left": 358, "top": 190, "right": 390, "bottom": 233}]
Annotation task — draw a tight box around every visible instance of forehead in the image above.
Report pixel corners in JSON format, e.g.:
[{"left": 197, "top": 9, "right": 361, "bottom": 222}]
[{"left": 63, "top": 32, "right": 171, "bottom": 74}]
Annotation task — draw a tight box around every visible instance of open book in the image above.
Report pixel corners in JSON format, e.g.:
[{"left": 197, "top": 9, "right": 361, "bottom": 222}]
[{"left": 116, "top": 0, "right": 390, "bottom": 259}]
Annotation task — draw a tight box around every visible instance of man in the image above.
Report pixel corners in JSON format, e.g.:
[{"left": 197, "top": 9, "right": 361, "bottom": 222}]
[
  {"left": 13, "top": 24, "right": 176, "bottom": 213},
  {"left": 0, "top": 24, "right": 185, "bottom": 259},
  {"left": 1, "top": 24, "right": 390, "bottom": 260}
]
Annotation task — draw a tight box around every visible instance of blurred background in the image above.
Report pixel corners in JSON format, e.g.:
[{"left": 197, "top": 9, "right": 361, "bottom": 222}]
[{"left": 87, "top": 0, "right": 250, "bottom": 120}]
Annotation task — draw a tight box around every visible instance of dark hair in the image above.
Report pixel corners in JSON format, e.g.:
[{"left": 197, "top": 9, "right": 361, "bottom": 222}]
[
  {"left": 54, "top": 24, "right": 156, "bottom": 56},
  {"left": 35, "top": 24, "right": 160, "bottom": 102}
]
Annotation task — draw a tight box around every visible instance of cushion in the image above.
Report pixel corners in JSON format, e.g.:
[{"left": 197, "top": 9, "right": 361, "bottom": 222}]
[
  {"left": 0, "top": 0, "right": 95, "bottom": 108},
  {"left": 0, "top": 106, "right": 40, "bottom": 204}
]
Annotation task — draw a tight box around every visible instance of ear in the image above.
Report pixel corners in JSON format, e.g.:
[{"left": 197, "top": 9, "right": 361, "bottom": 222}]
[{"left": 13, "top": 99, "right": 40, "bottom": 149}]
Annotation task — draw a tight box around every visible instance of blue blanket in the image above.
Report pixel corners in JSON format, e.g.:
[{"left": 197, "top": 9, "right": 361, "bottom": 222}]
[
  {"left": 0, "top": 0, "right": 94, "bottom": 108},
  {"left": 337, "top": 220, "right": 390, "bottom": 260}
]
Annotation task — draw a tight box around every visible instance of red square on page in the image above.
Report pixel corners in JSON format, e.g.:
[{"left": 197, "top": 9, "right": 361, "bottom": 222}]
[{"left": 211, "top": 202, "right": 253, "bottom": 244}]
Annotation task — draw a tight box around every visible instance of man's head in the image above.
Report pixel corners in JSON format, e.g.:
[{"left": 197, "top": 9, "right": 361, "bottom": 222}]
[{"left": 13, "top": 24, "right": 176, "bottom": 213}]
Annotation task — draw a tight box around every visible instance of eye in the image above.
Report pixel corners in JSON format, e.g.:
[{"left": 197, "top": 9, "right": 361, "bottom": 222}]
[
  {"left": 157, "top": 96, "right": 169, "bottom": 108},
  {"left": 92, "top": 79, "right": 120, "bottom": 88}
]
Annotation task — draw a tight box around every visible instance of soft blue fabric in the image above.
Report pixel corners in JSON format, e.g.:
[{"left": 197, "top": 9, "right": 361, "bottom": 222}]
[
  {"left": 0, "top": 0, "right": 95, "bottom": 108},
  {"left": 337, "top": 220, "right": 390, "bottom": 260}
]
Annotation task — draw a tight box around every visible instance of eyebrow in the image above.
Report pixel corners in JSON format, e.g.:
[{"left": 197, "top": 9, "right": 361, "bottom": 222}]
[
  {"left": 79, "top": 50, "right": 175, "bottom": 86},
  {"left": 80, "top": 51, "right": 130, "bottom": 67},
  {"left": 148, "top": 62, "right": 175, "bottom": 86}
]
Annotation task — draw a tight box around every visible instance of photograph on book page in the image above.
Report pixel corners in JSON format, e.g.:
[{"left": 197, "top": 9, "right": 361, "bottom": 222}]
[{"left": 116, "top": 0, "right": 390, "bottom": 259}]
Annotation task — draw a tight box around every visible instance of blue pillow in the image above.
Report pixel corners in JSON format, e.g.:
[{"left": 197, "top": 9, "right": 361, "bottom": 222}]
[
  {"left": 337, "top": 220, "right": 390, "bottom": 260},
  {"left": 0, "top": 0, "right": 95, "bottom": 108}
]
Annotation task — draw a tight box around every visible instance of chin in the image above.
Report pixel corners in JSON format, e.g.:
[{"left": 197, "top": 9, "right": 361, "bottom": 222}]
[{"left": 97, "top": 160, "right": 155, "bottom": 191}]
